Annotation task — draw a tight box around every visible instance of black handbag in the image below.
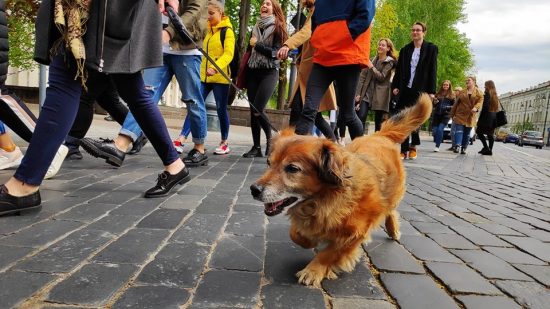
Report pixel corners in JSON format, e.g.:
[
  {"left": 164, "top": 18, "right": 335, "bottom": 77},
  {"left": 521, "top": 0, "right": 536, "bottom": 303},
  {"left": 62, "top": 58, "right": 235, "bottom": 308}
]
[{"left": 495, "top": 102, "right": 508, "bottom": 127}]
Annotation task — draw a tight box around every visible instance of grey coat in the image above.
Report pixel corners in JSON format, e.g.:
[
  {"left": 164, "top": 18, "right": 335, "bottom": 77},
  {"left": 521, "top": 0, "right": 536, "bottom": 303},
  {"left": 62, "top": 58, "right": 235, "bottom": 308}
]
[
  {"left": 355, "top": 55, "right": 395, "bottom": 112},
  {"left": 34, "top": 0, "right": 162, "bottom": 74}
]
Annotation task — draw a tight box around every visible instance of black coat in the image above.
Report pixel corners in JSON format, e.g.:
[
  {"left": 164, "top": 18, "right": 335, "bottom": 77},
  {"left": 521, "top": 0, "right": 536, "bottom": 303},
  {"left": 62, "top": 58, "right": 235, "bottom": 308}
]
[
  {"left": 34, "top": 0, "right": 162, "bottom": 74},
  {"left": 0, "top": 0, "right": 8, "bottom": 86},
  {"left": 391, "top": 41, "right": 438, "bottom": 96}
]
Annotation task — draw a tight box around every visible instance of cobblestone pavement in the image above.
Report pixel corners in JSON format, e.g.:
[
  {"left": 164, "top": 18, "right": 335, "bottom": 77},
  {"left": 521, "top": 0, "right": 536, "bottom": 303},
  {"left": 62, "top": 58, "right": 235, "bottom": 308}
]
[{"left": 1, "top": 119, "right": 549, "bottom": 309}]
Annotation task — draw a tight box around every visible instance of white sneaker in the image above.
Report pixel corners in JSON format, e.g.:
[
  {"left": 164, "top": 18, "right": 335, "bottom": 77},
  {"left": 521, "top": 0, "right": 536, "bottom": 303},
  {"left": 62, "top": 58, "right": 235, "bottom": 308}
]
[
  {"left": 44, "top": 145, "right": 68, "bottom": 179},
  {"left": 0, "top": 146, "right": 23, "bottom": 170},
  {"left": 173, "top": 140, "right": 185, "bottom": 154},
  {"left": 214, "top": 143, "right": 231, "bottom": 155},
  {"left": 434, "top": 147, "right": 440, "bottom": 152}
]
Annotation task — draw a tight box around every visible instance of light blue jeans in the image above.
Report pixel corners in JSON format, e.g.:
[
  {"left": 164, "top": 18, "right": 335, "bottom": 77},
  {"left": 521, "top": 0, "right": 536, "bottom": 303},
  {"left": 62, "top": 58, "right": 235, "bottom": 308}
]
[
  {"left": 454, "top": 124, "right": 472, "bottom": 149},
  {"left": 121, "top": 54, "right": 207, "bottom": 145}
]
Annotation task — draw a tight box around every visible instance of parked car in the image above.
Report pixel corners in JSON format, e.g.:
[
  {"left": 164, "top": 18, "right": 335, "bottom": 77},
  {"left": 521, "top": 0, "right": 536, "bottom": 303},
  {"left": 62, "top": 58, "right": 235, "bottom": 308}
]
[
  {"left": 503, "top": 133, "right": 519, "bottom": 144},
  {"left": 495, "top": 127, "right": 511, "bottom": 142},
  {"left": 518, "top": 131, "right": 544, "bottom": 149}
]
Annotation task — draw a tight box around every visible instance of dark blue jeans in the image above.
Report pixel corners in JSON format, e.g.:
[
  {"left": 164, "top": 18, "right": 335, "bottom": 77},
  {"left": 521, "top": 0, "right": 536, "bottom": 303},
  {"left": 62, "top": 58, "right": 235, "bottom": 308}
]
[{"left": 15, "top": 54, "right": 179, "bottom": 185}]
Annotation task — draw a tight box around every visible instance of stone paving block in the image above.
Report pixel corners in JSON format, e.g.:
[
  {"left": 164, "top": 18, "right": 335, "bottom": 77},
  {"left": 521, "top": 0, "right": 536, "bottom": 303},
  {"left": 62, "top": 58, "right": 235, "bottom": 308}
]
[
  {"left": 54, "top": 202, "right": 117, "bottom": 222},
  {"left": 399, "top": 235, "right": 461, "bottom": 263},
  {"left": 0, "top": 220, "right": 83, "bottom": 248},
  {"left": 450, "top": 226, "right": 511, "bottom": 247},
  {"left": 474, "top": 223, "right": 524, "bottom": 236},
  {"left": 364, "top": 235, "right": 424, "bottom": 274},
  {"left": 0, "top": 209, "right": 58, "bottom": 235},
  {"left": 487, "top": 216, "right": 534, "bottom": 231},
  {"left": 426, "top": 261, "right": 501, "bottom": 294},
  {"left": 209, "top": 234, "right": 264, "bottom": 272},
  {"left": 86, "top": 214, "right": 143, "bottom": 235},
  {"left": 111, "top": 285, "right": 189, "bottom": 309},
  {"left": 0, "top": 271, "right": 56, "bottom": 308},
  {"left": 176, "top": 184, "right": 212, "bottom": 196},
  {"left": 15, "top": 229, "right": 113, "bottom": 273},
  {"left": 495, "top": 280, "right": 549, "bottom": 309},
  {"left": 261, "top": 283, "right": 325, "bottom": 309},
  {"left": 450, "top": 250, "right": 532, "bottom": 281},
  {"left": 427, "top": 233, "right": 478, "bottom": 249},
  {"left": 266, "top": 222, "right": 292, "bottom": 243},
  {"left": 224, "top": 212, "right": 265, "bottom": 237},
  {"left": 512, "top": 214, "right": 548, "bottom": 230},
  {"left": 110, "top": 198, "right": 163, "bottom": 216},
  {"left": 454, "top": 212, "right": 491, "bottom": 224},
  {"left": 434, "top": 215, "right": 474, "bottom": 227},
  {"left": 161, "top": 194, "right": 204, "bottom": 210},
  {"left": 195, "top": 195, "right": 235, "bottom": 214},
  {"left": 93, "top": 228, "right": 169, "bottom": 264},
  {"left": 400, "top": 210, "right": 437, "bottom": 222},
  {"left": 136, "top": 209, "right": 190, "bottom": 230},
  {"left": 514, "top": 228, "right": 550, "bottom": 242},
  {"left": 264, "top": 241, "right": 314, "bottom": 285},
  {"left": 322, "top": 261, "right": 386, "bottom": 299},
  {"left": 233, "top": 202, "right": 264, "bottom": 214},
  {"left": 136, "top": 242, "right": 210, "bottom": 288},
  {"left": 170, "top": 214, "right": 227, "bottom": 246},
  {"left": 192, "top": 269, "right": 261, "bottom": 308},
  {"left": 456, "top": 295, "right": 522, "bottom": 309},
  {"left": 483, "top": 246, "right": 546, "bottom": 265},
  {"left": 0, "top": 245, "right": 33, "bottom": 270},
  {"left": 380, "top": 273, "right": 458, "bottom": 309},
  {"left": 89, "top": 190, "right": 141, "bottom": 205},
  {"left": 513, "top": 264, "right": 550, "bottom": 286},
  {"left": 398, "top": 220, "right": 422, "bottom": 236},
  {"left": 332, "top": 298, "right": 395, "bottom": 309},
  {"left": 500, "top": 236, "right": 550, "bottom": 262},
  {"left": 47, "top": 263, "right": 138, "bottom": 306},
  {"left": 409, "top": 221, "right": 454, "bottom": 234}
]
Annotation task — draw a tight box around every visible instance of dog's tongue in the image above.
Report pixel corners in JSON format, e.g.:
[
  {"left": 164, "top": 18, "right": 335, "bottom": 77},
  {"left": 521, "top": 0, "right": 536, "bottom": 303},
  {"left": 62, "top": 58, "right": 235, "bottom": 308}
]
[{"left": 266, "top": 200, "right": 284, "bottom": 213}]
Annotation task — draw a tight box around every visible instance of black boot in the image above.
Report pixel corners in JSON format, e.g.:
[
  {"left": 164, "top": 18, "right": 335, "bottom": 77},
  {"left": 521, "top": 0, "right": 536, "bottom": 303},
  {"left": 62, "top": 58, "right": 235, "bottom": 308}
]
[
  {"left": 243, "top": 146, "right": 262, "bottom": 158},
  {"left": 0, "top": 185, "right": 41, "bottom": 216},
  {"left": 183, "top": 149, "right": 209, "bottom": 167},
  {"left": 480, "top": 148, "right": 493, "bottom": 155},
  {"left": 453, "top": 146, "right": 459, "bottom": 153},
  {"left": 80, "top": 138, "right": 126, "bottom": 167},
  {"left": 144, "top": 167, "right": 191, "bottom": 198},
  {"left": 478, "top": 147, "right": 489, "bottom": 154},
  {"left": 460, "top": 147, "right": 467, "bottom": 154},
  {"left": 128, "top": 134, "right": 148, "bottom": 155}
]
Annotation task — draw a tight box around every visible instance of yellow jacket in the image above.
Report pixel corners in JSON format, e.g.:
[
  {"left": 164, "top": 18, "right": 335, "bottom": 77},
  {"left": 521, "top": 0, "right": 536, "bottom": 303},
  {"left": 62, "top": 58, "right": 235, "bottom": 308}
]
[{"left": 200, "top": 16, "right": 235, "bottom": 84}]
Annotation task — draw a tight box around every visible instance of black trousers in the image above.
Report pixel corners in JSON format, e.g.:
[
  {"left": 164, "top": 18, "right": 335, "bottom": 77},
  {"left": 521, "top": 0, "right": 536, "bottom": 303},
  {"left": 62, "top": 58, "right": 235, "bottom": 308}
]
[
  {"left": 397, "top": 87, "right": 421, "bottom": 152},
  {"left": 356, "top": 100, "right": 386, "bottom": 132},
  {"left": 246, "top": 68, "right": 278, "bottom": 147},
  {"left": 289, "top": 91, "right": 335, "bottom": 141},
  {"left": 295, "top": 64, "right": 363, "bottom": 139}
]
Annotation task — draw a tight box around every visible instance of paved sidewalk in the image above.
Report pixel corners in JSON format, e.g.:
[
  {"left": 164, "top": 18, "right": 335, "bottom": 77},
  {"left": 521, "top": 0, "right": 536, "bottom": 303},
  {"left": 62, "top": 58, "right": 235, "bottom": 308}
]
[{"left": 1, "top": 115, "right": 549, "bottom": 309}]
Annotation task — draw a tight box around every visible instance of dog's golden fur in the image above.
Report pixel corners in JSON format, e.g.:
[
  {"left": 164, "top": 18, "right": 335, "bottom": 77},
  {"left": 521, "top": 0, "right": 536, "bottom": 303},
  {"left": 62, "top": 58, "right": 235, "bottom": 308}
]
[{"left": 251, "top": 94, "right": 432, "bottom": 287}]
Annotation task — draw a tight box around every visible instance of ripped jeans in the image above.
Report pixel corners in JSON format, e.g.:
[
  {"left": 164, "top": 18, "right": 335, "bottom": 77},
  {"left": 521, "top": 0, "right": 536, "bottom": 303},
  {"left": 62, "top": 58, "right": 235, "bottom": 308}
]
[{"left": 120, "top": 54, "right": 207, "bottom": 144}]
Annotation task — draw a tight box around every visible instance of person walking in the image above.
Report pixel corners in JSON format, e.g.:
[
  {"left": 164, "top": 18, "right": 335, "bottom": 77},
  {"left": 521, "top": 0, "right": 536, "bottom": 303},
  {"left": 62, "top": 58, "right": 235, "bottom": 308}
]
[
  {"left": 279, "top": 0, "right": 336, "bottom": 141},
  {"left": 450, "top": 76, "right": 483, "bottom": 154},
  {"left": 432, "top": 80, "right": 455, "bottom": 152},
  {"left": 391, "top": 22, "right": 438, "bottom": 160},
  {"left": 242, "top": 0, "right": 288, "bottom": 158},
  {"left": 0, "top": 0, "right": 189, "bottom": 216},
  {"left": 476, "top": 80, "right": 499, "bottom": 155},
  {"left": 355, "top": 38, "right": 397, "bottom": 132},
  {"left": 294, "top": 0, "right": 375, "bottom": 141}
]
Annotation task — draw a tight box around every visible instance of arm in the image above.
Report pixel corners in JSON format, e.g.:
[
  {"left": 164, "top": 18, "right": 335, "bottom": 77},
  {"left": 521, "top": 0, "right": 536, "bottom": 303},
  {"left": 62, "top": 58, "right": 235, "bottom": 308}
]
[
  {"left": 427, "top": 45, "right": 438, "bottom": 94},
  {"left": 284, "top": 15, "right": 312, "bottom": 50},
  {"left": 347, "top": 0, "right": 375, "bottom": 40},
  {"left": 391, "top": 52, "right": 404, "bottom": 93},
  {"left": 371, "top": 61, "right": 393, "bottom": 82},
  {"left": 213, "top": 28, "right": 235, "bottom": 72},
  {"left": 255, "top": 31, "right": 283, "bottom": 59},
  {"left": 355, "top": 69, "right": 368, "bottom": 100}
]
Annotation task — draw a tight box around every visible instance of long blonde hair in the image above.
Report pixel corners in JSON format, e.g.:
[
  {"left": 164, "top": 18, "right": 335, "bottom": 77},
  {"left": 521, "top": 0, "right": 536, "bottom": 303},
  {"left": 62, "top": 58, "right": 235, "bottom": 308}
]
[
  {"left": 379, "top": 38, "right": 398, "bottom": 61},
  {"left": 436, "top": 80, "right": 455, "bottom": 99}
]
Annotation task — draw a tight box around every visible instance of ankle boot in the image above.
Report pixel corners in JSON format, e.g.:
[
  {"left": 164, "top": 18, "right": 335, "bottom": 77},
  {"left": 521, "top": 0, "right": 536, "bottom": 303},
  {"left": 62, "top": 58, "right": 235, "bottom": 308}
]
[
  {"left": 478, "top": 147, "right": 489, "bottom": 154},
  {"left": 460, "top": 147, "right": 467, "bottom": 154},
  {"left": 243, "top": 146, "right": 262, "bottom": 158},
  {"left": 453, "top": 146, "right": 459, "bottom": 153}
]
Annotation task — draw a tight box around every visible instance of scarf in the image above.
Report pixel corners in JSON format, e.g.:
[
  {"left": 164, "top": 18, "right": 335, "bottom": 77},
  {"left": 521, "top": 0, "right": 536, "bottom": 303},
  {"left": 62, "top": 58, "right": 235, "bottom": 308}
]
[
  {"left": 53, "top": 0, "right": 92, "bottom": 86},
  {"left": 248, "top": 15, "right": 277, "bottom": 69}
]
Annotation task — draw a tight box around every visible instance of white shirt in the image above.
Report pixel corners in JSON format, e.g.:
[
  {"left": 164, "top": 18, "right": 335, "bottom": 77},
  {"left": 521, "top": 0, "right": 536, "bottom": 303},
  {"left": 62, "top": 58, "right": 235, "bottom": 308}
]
[{"left": 407, "top": 47, "right": 421, "bottom": 88}]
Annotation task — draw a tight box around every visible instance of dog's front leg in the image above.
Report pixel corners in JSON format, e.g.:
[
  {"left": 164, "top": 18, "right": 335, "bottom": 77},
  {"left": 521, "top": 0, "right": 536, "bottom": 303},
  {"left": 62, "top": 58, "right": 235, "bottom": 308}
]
[
  {"left": 296, "top": 238, "right": 363, "bottom": 287},
  {"left": 289, "top": 224, "right": 317, "bottom": 249}
]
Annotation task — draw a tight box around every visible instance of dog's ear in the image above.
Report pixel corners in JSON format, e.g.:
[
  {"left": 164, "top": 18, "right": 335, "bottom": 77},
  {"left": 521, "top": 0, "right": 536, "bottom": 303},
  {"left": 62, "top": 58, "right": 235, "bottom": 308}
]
[{"left": 318, "top": 141, "right": 345, "bottom": 186}]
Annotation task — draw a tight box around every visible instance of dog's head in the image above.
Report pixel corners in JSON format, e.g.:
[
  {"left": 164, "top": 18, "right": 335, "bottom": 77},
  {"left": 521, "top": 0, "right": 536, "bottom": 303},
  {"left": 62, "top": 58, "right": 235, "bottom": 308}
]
[{"left": 250, "top": 129, "right": 347, "bottom": 216}]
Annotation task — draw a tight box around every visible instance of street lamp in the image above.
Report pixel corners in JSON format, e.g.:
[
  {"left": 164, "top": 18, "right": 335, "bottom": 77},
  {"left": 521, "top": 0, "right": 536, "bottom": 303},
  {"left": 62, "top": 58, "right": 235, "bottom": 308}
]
[
  {"left": 543, "top": 91, "right": 550, "bottom": 146},
  {"left": 522, "top": 101, "right": 532, "bottom": 132}
]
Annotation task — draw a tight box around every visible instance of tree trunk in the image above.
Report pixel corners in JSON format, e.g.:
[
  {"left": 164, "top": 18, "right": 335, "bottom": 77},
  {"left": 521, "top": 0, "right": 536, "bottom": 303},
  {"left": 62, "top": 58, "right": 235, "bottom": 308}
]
[{"left": 237, "top": 0, "right": 251, "bottom": 64}]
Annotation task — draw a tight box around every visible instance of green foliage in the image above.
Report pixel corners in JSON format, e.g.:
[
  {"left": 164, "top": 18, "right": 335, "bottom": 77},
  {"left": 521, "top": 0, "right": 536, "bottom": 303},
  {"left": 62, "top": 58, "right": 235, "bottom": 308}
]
[
  {"left": 512, "top": 121, "right": 534, "bottom": 133},
  {"left": 6, "top": 0, "right": 39, "bottom": 70}
]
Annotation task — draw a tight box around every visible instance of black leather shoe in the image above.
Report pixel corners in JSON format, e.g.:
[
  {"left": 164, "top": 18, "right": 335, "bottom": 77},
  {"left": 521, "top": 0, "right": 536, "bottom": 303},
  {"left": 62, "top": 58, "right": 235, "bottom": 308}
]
[
  {"left": 66, "top": 147, "right": 83, "bottom": 160},
  {"left": 460, "top": 148, "right": 467, "bottom": 154},
  {"left": 480, "top": 148, "right": 493, "bottom": 155},
  {"left": 183, "top": 149, "right": 209, "bottom": 167},
  {"left": 80, "top": 138, "right": 125, "bottom": 167},
  {"left": 243, "top": 146, "right": 262, "bottom": 158},
  {"left": 0, "top": 184, "right": 41, "bottom": 216},
  {"left": 144, "top": 167, "right": 191, "bottom": 198},
  {"left": 453, "top": 146, "right": 459, "bottom": 153},
  {"left": 128, "top": 134, "right": 148, "bottom": 155}
]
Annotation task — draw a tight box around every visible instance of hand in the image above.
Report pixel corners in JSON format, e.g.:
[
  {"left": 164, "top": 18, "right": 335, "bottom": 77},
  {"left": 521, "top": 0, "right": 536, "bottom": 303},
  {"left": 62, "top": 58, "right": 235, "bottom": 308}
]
[
  {"left": 366, "top": 59, "right": 374, "bottom": 69},
  {"left": 392, "top": 88, "right": 399, "bottom": 96},
  {"left": 159, "top": 0, "right": 179, "bottom": 15},
  {"left": 355, "top": 95, "right": 361, "bottom": 102},
  {"left": 162, "top": 30, "right": 171, "bottom": 44},
  {"left": 429, "top": 93, "right": 435, "bottom": 100},
  {"left": 250, "top": 36, "right": 257, "bottom": 47},
  {"left": 206, "top": 68, "right": 217, "bottom": 76},
  {"left": 355, "top": 103, "right": 360, "bottom": 111},
  {"left": 277, "top": 46, "right": 290, "bottom": 59}
]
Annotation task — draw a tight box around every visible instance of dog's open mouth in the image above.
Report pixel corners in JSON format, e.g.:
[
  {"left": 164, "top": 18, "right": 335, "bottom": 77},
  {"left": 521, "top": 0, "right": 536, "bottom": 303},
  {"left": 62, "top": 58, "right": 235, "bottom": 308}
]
[{"left": 264, "top": 197, "right": 298, "bottom": 216}]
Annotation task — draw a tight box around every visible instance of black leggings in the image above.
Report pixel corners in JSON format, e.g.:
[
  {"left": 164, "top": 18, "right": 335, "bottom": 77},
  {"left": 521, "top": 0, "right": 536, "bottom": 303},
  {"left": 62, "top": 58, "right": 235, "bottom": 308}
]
[
  {"left": 397, "top": 88, "right": 421, "bottom": 152},
  {"left": 246, "top": 68, "right": 278, "bottom": 147},
  {"left": 356, "top": 100, "right": 386, "bottom": 132},
  {"left": 478, "top": 134, "right": 494, "bottom": 150},
  {"left": 289, "top": 91, "right": 335, "bottom": 141},
  {"left": 295, "top": 64, "right": 363, "bottom": 139}
]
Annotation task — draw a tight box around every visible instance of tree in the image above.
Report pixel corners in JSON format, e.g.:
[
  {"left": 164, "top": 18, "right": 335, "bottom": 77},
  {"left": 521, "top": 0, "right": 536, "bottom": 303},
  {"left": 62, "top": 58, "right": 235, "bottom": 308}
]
[{"left": 6, "top": 0, "right": 39, "bottom": 70}]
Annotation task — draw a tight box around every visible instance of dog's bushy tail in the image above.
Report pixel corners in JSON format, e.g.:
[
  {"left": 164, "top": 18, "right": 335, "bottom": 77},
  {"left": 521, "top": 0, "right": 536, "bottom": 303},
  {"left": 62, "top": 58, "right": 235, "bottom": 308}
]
[{"left": 377, "top": 93, "right": 433, "bottom": 143}]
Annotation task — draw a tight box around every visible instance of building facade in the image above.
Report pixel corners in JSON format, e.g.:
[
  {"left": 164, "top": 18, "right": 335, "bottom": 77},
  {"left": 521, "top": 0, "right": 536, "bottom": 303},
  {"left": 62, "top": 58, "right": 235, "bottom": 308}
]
[{"left": 499, "top": 81, "right": 550, "bottom": 138}]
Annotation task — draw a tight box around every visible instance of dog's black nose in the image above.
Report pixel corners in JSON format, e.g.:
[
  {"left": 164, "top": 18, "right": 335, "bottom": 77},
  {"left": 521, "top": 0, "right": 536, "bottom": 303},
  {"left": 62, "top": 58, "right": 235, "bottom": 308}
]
[{"left": 250, "top": 183, "right": 263, "bottom": 199}]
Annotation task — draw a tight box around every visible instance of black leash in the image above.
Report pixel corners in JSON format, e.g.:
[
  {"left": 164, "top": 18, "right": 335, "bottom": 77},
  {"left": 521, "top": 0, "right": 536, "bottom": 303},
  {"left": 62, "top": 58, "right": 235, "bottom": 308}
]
[{"left": 165, "top": 5, "right": 279, "bottom": 133}]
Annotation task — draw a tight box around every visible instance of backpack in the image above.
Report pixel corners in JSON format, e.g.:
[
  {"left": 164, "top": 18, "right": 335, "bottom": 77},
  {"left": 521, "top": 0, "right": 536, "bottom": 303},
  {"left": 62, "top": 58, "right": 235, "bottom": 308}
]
[{"left": 220, "top": 27, "right": 239, "bottom": 79}]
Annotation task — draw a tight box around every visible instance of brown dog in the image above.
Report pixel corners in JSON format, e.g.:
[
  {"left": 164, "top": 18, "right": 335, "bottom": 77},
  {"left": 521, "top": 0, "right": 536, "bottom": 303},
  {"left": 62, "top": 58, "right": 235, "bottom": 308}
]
[{"left": 250, "top": 94, "right": 432, "bottom": 287}]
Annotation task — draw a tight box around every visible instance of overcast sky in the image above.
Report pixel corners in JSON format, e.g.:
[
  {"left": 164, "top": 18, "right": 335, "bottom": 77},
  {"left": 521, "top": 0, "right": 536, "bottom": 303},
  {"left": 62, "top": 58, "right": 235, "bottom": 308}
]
[{"left": 457, "top": 0, "right": 550, "bottom": 94}]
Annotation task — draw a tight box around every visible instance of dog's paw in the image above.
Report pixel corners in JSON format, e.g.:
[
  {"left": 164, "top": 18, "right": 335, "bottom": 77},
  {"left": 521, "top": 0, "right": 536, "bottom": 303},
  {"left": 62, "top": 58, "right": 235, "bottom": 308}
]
[
  {"left": 390, "top": 230, "right": 401, "bottom": 241},
  {"left": 296, "top": 263, "right": 336, "bottom": 287}
]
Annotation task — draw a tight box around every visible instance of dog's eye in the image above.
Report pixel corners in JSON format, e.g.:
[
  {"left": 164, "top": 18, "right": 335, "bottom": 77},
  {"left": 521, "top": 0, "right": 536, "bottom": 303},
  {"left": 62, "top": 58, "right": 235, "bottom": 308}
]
[{"left": 284, "top": 164, "right": 301, "bottom": 174}]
